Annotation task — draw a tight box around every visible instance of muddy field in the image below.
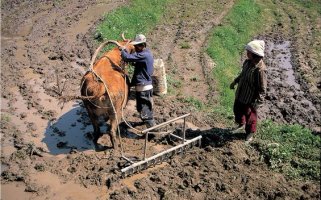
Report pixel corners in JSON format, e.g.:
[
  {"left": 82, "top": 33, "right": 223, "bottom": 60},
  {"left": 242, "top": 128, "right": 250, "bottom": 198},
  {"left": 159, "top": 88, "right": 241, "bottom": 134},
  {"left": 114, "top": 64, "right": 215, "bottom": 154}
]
[{"left": 1, "top": 0, "right": 320, "bottom": 199}]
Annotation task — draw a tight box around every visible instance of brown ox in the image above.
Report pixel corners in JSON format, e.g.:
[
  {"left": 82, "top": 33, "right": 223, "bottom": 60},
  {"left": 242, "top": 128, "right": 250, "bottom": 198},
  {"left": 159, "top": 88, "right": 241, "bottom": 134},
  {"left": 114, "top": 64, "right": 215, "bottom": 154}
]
[{"left": 80, "top": 35, "right": 134, "bottom": 151}]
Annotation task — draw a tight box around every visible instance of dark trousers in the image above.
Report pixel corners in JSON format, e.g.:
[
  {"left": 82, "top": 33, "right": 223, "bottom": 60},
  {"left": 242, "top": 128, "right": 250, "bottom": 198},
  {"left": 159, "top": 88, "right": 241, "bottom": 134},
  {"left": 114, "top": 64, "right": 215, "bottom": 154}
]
[
  {"left": 233, "top": 100, "right": 257, "bottom": 134},
  {"left": 136, "top": 89, "right": 154, "bottom": 122}
]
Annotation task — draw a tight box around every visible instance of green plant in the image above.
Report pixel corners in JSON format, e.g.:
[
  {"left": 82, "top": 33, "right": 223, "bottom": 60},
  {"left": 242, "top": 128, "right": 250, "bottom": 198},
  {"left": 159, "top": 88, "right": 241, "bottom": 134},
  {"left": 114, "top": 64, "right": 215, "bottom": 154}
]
[
  {"left": 180, "top": 42, "right": 191, "bottom": 49},
  {"left": 182, "top": 96, "right": 204, "bottom": 110},
  {"left": 1, "top": 114, "right": 11, "bottom": 122},
  {"left": 167, "top": 74, "right": 182, "bottom": 88},
  {"left": 254, "top": 120, "right": 320, "bottom": 181},
  {"left": 206, "top": 0, "right": 264, "bottom": 119},
  {"left": 96, "top": 0, "right": 174, "bottom": 42}
]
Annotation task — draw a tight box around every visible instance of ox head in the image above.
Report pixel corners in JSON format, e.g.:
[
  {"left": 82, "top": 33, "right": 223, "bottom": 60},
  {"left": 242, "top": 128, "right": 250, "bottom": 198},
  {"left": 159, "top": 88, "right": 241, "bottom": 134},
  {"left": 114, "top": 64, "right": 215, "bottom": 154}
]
[
  {"left": 89, "top": 33, "right": 135, "bottom": 69},
  {"left": 108, "top": 33, "right": 135, "bottom": 54}
]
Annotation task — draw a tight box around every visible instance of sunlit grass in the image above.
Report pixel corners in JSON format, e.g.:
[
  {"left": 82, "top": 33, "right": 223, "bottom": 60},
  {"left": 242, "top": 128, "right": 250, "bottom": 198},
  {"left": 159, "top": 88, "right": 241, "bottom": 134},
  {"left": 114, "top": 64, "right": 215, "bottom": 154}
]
[
  {"left": 97, "top": 0, "right": 174, "bottom": 41},
  {"left": 206, "top": 0, "right": 264, "bottom": 118},
  {"left": 254, "top": 120, "right": 320, "bottom": 181}
]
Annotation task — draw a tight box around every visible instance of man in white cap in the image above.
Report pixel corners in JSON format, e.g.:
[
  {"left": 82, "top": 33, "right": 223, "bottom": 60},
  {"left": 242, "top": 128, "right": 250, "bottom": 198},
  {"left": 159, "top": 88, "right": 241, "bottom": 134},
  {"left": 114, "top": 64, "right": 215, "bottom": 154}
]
[
  {"left": 119, "top": 34, "right": 156, "bottom": 128},
  {"left": 230, "top": 40, "right": 267, "bottom": 142}
]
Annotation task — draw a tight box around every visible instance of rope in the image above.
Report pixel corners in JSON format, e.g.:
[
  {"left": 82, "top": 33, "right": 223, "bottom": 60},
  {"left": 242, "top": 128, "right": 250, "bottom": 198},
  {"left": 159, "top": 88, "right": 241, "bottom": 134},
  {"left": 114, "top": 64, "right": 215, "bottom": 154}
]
[
  {"left": 81, "top": 40, "right": 147, "bottom": 156},
  {"left": 120, "top": 76, "right": 144, "bottom": 136},
  {"left": 81, "top": 41, "right": 124, "bottom": 155}
]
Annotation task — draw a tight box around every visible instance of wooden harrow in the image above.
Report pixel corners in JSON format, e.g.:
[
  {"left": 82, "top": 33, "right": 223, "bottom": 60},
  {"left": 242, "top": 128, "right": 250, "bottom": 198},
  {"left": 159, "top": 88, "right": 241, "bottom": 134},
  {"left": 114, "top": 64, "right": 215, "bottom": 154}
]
[{"left": 120, "top": 113, "right": 202, "bottom": 177}]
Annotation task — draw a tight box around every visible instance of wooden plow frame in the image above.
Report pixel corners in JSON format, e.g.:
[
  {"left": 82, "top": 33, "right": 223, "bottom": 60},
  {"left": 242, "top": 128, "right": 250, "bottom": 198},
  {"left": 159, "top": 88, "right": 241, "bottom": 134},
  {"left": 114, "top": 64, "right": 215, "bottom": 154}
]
[{"left": 121, "top": 113, "right": 202, "bottom": 177}]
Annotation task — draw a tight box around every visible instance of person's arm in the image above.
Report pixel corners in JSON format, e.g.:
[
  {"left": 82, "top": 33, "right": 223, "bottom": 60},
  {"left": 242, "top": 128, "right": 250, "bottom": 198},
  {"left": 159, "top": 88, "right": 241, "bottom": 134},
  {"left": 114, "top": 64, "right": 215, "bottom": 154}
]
[
  {"left": 230, "top": 75, "right": 241, "bottom": 90},
  {"left": 121, "top": 49, "right": 145, "bottom": 62},
  {"left": 230, "top": 61, "right": 247, "bottom": 89},
  {"left": 256, "top": 69, "right": 267, "bottom": 103}
]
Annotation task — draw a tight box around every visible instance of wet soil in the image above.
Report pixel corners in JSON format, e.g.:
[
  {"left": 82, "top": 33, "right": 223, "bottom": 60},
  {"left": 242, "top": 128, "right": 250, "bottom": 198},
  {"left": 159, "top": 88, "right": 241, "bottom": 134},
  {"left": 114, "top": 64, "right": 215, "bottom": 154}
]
[{"left": 1, "top": 0, "right": 320, "bottom": 199}]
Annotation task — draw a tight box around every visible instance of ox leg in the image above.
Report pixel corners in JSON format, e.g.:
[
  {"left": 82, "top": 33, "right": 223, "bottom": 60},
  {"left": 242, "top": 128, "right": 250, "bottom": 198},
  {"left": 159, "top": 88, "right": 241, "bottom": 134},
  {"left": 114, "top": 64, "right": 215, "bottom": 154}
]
[
  {"left": 109, "top": 116, "right": 119, "bottom": 150},
  {"left": 84, "top": 105, "right": 106, "bottom": 151}
]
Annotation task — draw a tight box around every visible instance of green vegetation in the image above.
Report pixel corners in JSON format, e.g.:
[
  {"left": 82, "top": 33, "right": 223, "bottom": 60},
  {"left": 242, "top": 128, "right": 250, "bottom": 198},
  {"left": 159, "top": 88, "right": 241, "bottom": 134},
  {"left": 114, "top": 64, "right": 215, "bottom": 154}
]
[
  {"left": 206, "top": 0, "right": 264, "bottom": 117},
  {"left": 97, "top": 0, "right": 174, "bottom": 41},
  {"left": 1, "top": 114, "right": 11, "bottom": 122},
  {"left": 180, "top": 42, "right": 191, "bottom": 49},
  {"left": 96, "top": 0, "right": 320, "bottom": 181},
  {"left": 181, "top": 96, "right": 204, "bottom": 110},
  {"left": 254, "top": 120, "right": 320, "bottom": 181},
  {"left": 166, "top": 74, "right": 182, "bottom": 94},
  {"left": 206, "top": 0, "right": 320, "bottom": 181}
]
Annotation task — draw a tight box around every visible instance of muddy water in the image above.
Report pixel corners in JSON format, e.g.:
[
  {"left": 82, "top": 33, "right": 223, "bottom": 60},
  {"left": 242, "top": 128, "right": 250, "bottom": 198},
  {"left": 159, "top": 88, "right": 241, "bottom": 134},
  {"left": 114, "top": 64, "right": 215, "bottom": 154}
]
[
  {"left": 261, "top": 39, "right": 321, "bottom": 131},
  {"left": 1, "top": 172, "right": 108, "bottom": 200},
  {"left": 268, "top": 41, "right": 301, "bottom": 89},
  {"left": 43, "top": 104, "right": 97, "bottom": 155},
  {"left": 1, "top": 182, "right": 33, "bottom": 200}
]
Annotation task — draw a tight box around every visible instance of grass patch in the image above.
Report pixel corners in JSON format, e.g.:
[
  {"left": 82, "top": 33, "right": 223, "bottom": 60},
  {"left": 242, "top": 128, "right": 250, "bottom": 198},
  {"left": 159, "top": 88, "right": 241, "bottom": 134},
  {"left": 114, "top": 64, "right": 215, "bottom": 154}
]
[
  {"left": 96, "top": 0, "right": 174, "bottom": 41},
  {"left": 206, "top": 0, "right": 264, "bottom": 118},
  {"left": 206, "top": 0, "right": 320, "bottom": 181},
  {"left": 1, "top": 114, "right": 11, "bottom": 122},
  {"left": 180, "top": 42, "right": 191, "bottom": 49},
  {"left": 181, "top": 96, "right": 204, "bottom": 110},
  {"left": 166, "top": 74, "right": 183, "bottom": 90},
  {"left": 254, "top": 120, "right": 320, "bottom": 181}
]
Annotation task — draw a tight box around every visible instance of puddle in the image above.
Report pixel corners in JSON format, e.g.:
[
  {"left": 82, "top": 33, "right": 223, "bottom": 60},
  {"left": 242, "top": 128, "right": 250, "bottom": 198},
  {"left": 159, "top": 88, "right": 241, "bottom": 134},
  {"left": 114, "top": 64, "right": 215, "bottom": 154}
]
[
  {"left": 65, "top": 3, "right": 115, "bottom": 39},
  {"left": 267, "top": 41, "right": 301, "bottom": 89},
  {"left": 1, "top": 182, "right": 33, "bottom": 200},
  {"left": 1, "top": 172, "right": 108, "bottom": 200},
  {"left": 1, "top": 163, "right": 10, "bottom": 173},
  {"left": 42, "top": 104, "right": 98, "bottom": 155},
  {"left": 261, "top": 38, "right": 320, "bottom": 130}
]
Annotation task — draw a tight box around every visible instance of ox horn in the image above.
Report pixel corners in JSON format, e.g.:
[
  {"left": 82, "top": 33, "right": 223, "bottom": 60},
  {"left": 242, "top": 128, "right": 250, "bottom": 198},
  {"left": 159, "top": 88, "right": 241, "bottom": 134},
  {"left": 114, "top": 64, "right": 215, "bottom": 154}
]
[
  {"left": 121, "top": 32, "right": 127, "bottom": 41},
  {"left": 108, "top": 40, "right": 122, "bottom": 47},
  {"left": 121, "top": 33, "right": 131, "bottom": 46},
  {"left": 89, "top": 40, "right": 122, "bottom": 69}
]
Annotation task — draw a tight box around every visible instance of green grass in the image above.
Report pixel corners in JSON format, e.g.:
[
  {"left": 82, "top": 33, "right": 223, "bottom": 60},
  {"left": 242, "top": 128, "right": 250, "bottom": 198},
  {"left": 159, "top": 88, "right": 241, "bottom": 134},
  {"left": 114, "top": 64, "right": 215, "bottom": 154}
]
[
  {"left": 181, "top": 96, "right": 204, "bottom": 110},
  {"left": 180, "top": 42, "right": 191, "bottom": 49},
  {"left": 96, "top": 0, "right": 174, "bottom": 41},
  {"left": 206, "top": 0, "right": 264, "bottom": 118},
  {"left": 95, "top": 0, "right": 320, "bottom": 181},
  {"left": 254, "top": 120, "right": 320, "bottom": 181},
  {"left": 1, "top": 114, "right": 11, "bottom": 122},
  {"left": 205, "top": 0, "right": 320, "bottom": 182},
  {"left": 166, "top": 74, "right": 182, "bottom": 94}
]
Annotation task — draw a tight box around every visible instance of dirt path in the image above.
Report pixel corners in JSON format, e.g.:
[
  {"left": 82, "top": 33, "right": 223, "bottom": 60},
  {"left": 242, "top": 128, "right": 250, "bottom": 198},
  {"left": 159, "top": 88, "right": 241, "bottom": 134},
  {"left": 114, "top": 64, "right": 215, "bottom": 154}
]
[
  {"left": 1, "top": 0, "right": 320, "bottom": 199},
  {"left": 146, "top": 0, "right": 235, "bottom": 128}
]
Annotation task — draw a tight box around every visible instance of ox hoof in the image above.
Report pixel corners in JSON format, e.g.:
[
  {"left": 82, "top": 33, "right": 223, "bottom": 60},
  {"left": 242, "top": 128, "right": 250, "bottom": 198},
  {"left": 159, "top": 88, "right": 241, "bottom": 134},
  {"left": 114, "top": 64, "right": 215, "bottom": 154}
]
[{"left": 94, "top": 143, "right": 109, "bottom": 152}]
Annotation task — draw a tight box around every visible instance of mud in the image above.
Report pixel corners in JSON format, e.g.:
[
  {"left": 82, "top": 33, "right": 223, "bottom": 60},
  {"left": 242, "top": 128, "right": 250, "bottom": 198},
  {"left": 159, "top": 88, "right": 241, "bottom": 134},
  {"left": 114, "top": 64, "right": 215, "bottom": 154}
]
[
  {"left": 1, "top": 0, "right": 320, "bottom": 199},
  {"left": 259, "top": 34, "right": 321, "bottom": 132}
]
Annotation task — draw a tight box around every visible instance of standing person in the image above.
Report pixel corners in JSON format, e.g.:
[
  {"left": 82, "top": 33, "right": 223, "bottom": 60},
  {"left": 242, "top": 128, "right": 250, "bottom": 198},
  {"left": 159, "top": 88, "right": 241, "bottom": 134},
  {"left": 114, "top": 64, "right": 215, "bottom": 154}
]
[
  {"left": 230, "top": 40, "right": 267, "bottom": 142},
  {"left": 119, "top": 34, "right": 156, "bottom": 128}
]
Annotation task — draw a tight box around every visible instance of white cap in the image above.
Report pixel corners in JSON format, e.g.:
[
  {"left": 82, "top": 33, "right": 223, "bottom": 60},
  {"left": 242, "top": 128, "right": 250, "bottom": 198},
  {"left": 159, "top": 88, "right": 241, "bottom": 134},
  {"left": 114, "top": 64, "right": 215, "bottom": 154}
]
[
  {"left": 130, "top": 34, "right": 146, "bottom": 45},
  {"left": 245, "top": 40, "right": 265, "bottom": 57}
]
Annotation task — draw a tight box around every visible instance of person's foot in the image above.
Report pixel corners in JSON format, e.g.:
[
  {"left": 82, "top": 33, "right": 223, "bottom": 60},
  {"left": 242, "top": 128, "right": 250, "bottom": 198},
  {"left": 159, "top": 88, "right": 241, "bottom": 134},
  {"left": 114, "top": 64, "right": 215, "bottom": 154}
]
[
  {"left": 231, "top": 124, "right": 245, "bottom": 133},
  {"left": 245, "top": 132, "right": 254, "bottom": 142}
]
